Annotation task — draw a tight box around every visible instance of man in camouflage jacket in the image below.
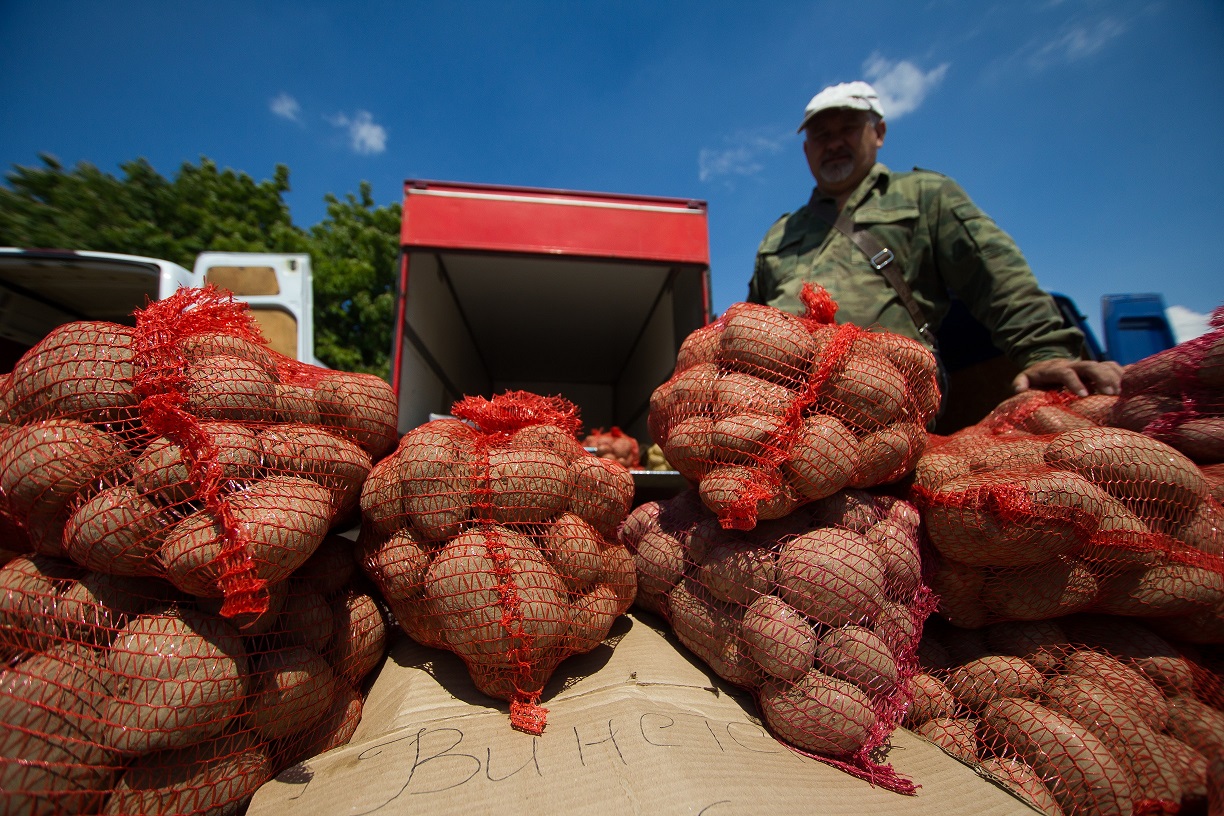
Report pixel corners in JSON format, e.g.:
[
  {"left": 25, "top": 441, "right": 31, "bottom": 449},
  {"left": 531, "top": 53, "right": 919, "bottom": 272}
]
[{"left": 748, "top": 80, "right": 1122, "bottom": 398}]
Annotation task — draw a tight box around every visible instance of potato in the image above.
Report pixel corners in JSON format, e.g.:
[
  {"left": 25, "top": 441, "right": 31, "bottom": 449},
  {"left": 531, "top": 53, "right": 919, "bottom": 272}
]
[
  {"left": 132, "top": 423, "right": 262, "bottom": 506},
  {"left": 509, "top": 423, "right": 586, "bottom": 463},
  {"left": 1164, "top": 694, "right": 1224, "bottom": 756},
  {"left": 184, "top": 353, "right": 276, "bottom": 422},
  {"left": 924, "top": 470, "right": 1111, "bottom": 568},
  {"left": 709, "top": 411, "right": 789, "bottom": 466},
  {"left": 274, "top": 580, "right": 335, "bottom": 652},
  {"left": 484, "top": 444, "right": 571, "bottom": 525},
  {"left": 424, "top": 527, "right": 569, "bottom": 672},
  {"left": 915, "top": 717, "right": 978, "bottom": 763},
  {"left": 1043, "top": 674, "right": 1182, "bottom": 807},
  {"left": 286, "top": 685, "right": 363, "bottom": 765},
  {"left": 662, "top": 415, "right": 713, "bottom": 482},
  {"left": 699, "top": 465, "right": 800, "bottom": 527},
  {"left": 1175, "top": 499, "right": 1224, "bottom": 555},
  {"left": 260, "top": 424, "right": 372, "bottom": 514},
  {"left": 927, "top": 557, "right": 988, "bottom": 629},
  {"left": 697, "top": 539, "right": 775, "bottom": 607},
  {"left": 1121, "top": 348, "right": 1179, "bottom": 395},
  {"left": 0, "top": 554, "right": 82, "bottom": 652},
  {"left": 1062, "top": 650, "right": 1169, "bottom": 730},
  {"left": 815, "top": 355, "right": 909, "bottom": 433},
  {"left": 358, "top": 527, "right": 431, "bottom": 605},
  {"left": 782, "top": 414, "right": 858, "bottom": 501},
  {"left": 1061, "top": 614, "right": 1196, "bottom": 695},
  {"left": 0, "top": 644, "right": 118, "bottom": 815},
  {"left": 980, "top": 559, "right": 1097, "bottom": 620},
  {"left": 1064, "top": 393, "right": 1119, "bottom": 425},
  {"left": 273, "top": 382, "right": 321, "bottom": 425},
  {"left": 815, "top": 625, "right": 898, "bottom": 697},
  {"left": 1110, "top": 393, "right": 1180, "bottom": 433},
  {"left": 712, "top": 371, "right": 798, "bottom": 418},
  {"left": 1165, "top": 417, "right": 1224, "bottom": 463},
  {"left": 359, "top": 456, "right": 409, "bottom": 539},
  {"left": 63, "top": 483, "right": 167, "bottom": 576},
  {"left": 978, "top": 756, "right": 1065, "bottom": 816},
  {"left": 758, "top": 669, "right": 878, "bottom": 756},
  {"left": 872, "top": 600, "right": 920, "bottom": 653},
  {"left": 674, "top": 321, "right": 723, "bottom": 372},
  {"left": 313, "top": 370, "right": 399, "bottom": 458},
  {"left": 601, "top": 543, "right": 638, "bottom": 614},
  {"left": 567, "top": 455, "right": 634, "bottom": 539},
  {"left": 903, "top": 673, "right": 957, "bottom": 728},
  {"left": 668, "top": 578, "right": 759, "bottom": 688},
  {"left": 912, "top": 452, "right": 971, "bottom": 493},
  {"left": 397, "top": 422, "right": 478, "bottom": 542},
  {"left": 104, "top": 609, "right": 249, "bottom": 754},
  {"left": 104, "top": 731, "right": 271, "bottom": 816},
  {"left": 198, "top": 579, "right": 288, "bottom": 637},
  {"left": 848, "top": 422, "right": 925, "bottom": 488},
  {"left": 866, "top": 520, "right": 921, "bottom": 602},
  {"left": 741, "top": 593, "right": 817, "bottom": 682},
  {"left": 569, "top": 583, "right": 621, "bottom": 654},
  {"left": 1044, "top": 427, "right": 1210, "bottom": 522},
  {"left": 54, "top": 572, "right": 155, "bottom": 647},
  {"left": 630, "top": 520, "right": 687, "bottom": 615},
  {"left": 249, "top": 646, "right": 337, "bottom": 741},
  {"left": 873, "top": 331, "right": 940, "bottom": 423},
  {"left": 0, "top": 418, "right": 130, "bottom": 553},
  {"left": 985, "top": 620, "right": 1071, "bottom": 674},
  {"left": 980, "top": 697, "right": 1134, "bottom": 816},
  {"left": 960, "top": 436, "right": 1051, "bottom": 474},
  {"left": 294, "top": 533, "right": 357, "bottom": 597},
  {"left": 719, "top": 303, "right": 817, "bottom": 384},
  {"left": 1156, "top": 734, "right": 1208, "bottom": 804},
  {"left": 948, "top": 655, "right": 1044, "bottom": 712},
  {"left": 650, "top": 363, "right": 718, "bottom": 441},
  {"left": 327, "top": 591, "right": 388, "bottom": 688},
  {"left": 1094, "top": 563, "right": 1224, "bottom": 617},
  {"left": 10, "top": 321, "right": 138, "bottom": 424},
  {"left": 774, "top": 527, "right": 885, "bottom": 627},
  {"left": 1080, "top": 494, "right": 1162, "bottom": 567},
  {"left": 179, "top": 332, "right": 276, "bottom": 371},
  {"left": 807, "top": 487, "right": 884, "bottom": 532},
  {"left": 160, "top": 475, "right": 333, "bottom": 598},
  {"left": 1018, "top": 405, "right": 1098, "bottom": 435}
]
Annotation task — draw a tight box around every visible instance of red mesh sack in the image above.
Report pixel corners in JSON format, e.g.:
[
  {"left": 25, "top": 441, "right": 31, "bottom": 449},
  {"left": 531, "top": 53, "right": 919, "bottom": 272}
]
[
  {"left": 581, "top": 426, "right": 641, "bottom": 469},
  {"left": 618, "top": 485, "right": 936, "bottom": 793},
  {"left": 649, "top": 284, "right": 940, "bottom": 532},
  {"left": 0, "top": 535, "right": 388, "bottom": 816},
  {"left": 908, "top": 613, "right": 1224, "bottom": 816},
  {"left": 357, "top": 390, "right": 637, "bottom": 735},
  {"left": 912, "top": 391, "right": 1224, "bottom": 633},
  {"left": 1110, "top": 306, "right": 1224, "bottom": 464},
  {"left": 0, "top": 286, "right": 398, "bottom": 621}
]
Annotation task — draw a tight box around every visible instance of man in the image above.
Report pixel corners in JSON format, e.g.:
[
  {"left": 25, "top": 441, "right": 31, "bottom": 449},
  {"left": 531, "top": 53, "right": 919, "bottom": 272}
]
[{"left": 747, "top": 80, "right": 1122, "bottom": 399}]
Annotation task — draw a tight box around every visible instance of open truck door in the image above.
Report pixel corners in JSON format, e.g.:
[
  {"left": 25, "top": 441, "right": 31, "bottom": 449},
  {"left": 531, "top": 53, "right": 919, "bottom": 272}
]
[{"left": 393, "top": 180, "right": 712, "bottom": 447}]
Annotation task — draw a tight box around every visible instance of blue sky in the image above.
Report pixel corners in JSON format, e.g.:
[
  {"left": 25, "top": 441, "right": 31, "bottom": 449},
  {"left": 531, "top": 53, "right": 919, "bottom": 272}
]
[{"left": 2, "top": 0, "right": 1222, "bottom": 343}]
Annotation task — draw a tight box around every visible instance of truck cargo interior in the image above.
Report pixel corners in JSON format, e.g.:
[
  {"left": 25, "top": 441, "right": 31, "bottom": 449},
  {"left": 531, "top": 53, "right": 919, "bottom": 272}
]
[{"left": 395, "top": 248, "right": 708, "bottom": 444}]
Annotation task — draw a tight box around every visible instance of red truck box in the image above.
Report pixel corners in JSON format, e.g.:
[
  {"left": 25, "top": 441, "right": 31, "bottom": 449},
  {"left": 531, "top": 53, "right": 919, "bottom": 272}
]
[{"left": 392, "top": 179, "right": 712, "bottom": 445}]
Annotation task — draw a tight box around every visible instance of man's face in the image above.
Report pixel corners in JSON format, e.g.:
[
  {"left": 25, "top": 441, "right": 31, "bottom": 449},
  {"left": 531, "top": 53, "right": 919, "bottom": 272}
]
[{"left": 802, "top": 108, "right": 887, "bottom": 197}]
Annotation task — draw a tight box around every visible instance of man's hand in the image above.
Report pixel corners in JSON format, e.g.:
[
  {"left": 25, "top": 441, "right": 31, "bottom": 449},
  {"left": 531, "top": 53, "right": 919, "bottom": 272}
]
[{"left": 1012, "top": 359, "right": 1125, "bottom": 398}]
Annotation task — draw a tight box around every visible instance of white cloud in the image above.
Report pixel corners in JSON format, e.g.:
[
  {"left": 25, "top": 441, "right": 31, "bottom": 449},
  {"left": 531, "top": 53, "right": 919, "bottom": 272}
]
[
  {"left": 698, "top": 132, "right": 787, "bottom": 183},
  {"left": 327, "top": 110, "right": 387, "bottom": 155},
  {"left": 1022, "top": 15, "right": 1130, "bottom": 70},
  {"left": 863, "top": 54, "right": 950, "bottom": 119},
  {"left": 1166, "top": 305, "right": 1214, "bottom": 344},
  {"left": 270, "top": 93, "right": 301, "bottom": 123}
]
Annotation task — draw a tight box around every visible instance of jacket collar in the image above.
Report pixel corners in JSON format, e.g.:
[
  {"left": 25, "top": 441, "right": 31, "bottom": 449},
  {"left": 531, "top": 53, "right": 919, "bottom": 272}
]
[{"left": 808, "top": 162, "right": 891, "bottom": 212}]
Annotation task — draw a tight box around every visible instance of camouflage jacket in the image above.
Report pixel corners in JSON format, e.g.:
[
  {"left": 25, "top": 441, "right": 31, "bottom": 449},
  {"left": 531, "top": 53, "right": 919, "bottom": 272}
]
[{"left": 747, "top": 163, "right": 1086, "bottom": 370}]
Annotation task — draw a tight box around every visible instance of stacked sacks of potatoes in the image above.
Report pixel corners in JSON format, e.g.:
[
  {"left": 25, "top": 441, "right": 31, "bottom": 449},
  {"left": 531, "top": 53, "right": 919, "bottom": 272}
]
[
  {"left": 0, "top": 535, "right": 388, "bottom": 816},
  {"left": 907, "top": 614, "right": 1224, "bottom": 816},
  {"left": 619, "top": 486, "right": 936, "bottom": 791},
  {"left": 357, "top": 390, "right": 637, "bottom": 735},
  {"left": 911, "top": 392, "right": 1224, "bottom": 635},
  {"left": 648, "top": 284, "right": 940, "bottom": 531},
  {"left": 1109, "top": 306, "right": 1224, "bottom": 464},
  {"left": 0, "top": 285, "right": 398, "bottom": 616},
  {"left": 0, "top": 286, "right": 397, "bottom": 813}
]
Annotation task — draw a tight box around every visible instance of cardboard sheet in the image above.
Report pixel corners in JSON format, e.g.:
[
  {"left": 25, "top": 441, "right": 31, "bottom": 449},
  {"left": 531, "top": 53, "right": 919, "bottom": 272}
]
[{"left": 248, "top": 613, "right": 1038, "bottom": 816}]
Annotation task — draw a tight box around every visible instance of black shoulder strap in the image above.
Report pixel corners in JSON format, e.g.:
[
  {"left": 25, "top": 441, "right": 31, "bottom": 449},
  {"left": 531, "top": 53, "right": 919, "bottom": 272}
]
[{"left": 810, "top": 198, "right": 935, "bottom": 346}]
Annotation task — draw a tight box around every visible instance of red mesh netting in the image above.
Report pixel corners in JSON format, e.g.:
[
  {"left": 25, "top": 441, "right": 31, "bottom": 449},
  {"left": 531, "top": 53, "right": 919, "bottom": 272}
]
[
  {"left": 649, "top": 284, "right": 941, "bottom": 532},
  {"left": 619, "top": 486, "right": 936, "bottom": 793},
  {"left": 910, "top": 388, "right": 1224, "bottom": 633},
  {"left": 908, "top": 614, "right": 1224, "bottom": 815},
  {"left": 0, "top": 537, "right": 388, "bottom": 815},
  {"left": 581, "top": 426, "right": 641, "bottom": 469},
  {"left": 357, "top": 390, "right": 637, "bottom": 735},
  {"left": 0, "top": 286, "right": 398, "bottom": 620},
  {"left": 1110, "top": 306, "right": 1224, "bottom": 465}
]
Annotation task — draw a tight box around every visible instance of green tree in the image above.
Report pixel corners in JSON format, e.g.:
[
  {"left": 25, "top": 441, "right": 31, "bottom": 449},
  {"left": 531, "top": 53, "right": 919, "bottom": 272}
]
[
  {"left": 0, "top": 154, "right": 307, "bottom": 266},
  {"left": 307, "top": 181, "right": 400, "bottom": 379}
]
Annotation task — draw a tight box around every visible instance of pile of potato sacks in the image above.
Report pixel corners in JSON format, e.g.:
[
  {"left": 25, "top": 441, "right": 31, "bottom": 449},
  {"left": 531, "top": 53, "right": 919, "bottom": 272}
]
[{"left": 0, "top": 288, "right": 396, "bottom": 815}]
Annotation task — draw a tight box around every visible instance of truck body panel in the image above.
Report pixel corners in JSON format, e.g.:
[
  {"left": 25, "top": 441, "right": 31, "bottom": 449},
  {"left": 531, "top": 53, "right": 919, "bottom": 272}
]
[{"left": 394, "top": 180, "right": 711, "bottom": 442}]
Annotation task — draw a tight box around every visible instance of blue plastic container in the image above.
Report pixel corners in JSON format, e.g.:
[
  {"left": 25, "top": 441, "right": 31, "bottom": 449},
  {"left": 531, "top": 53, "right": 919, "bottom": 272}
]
[{"left": 1101, "top": 293, "right": 1175, "bottom": 366}]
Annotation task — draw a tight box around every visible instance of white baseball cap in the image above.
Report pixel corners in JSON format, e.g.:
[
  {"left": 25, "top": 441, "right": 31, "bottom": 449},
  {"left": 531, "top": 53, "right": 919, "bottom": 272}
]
[{"left": 797, "top": 81, "right": 885, "bottom": 132}]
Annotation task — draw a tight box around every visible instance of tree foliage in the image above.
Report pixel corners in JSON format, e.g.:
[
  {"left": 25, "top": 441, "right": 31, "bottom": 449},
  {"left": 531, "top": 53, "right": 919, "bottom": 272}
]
[{"left": 0, "top": 154, "right": 398, "bottom": 378}]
